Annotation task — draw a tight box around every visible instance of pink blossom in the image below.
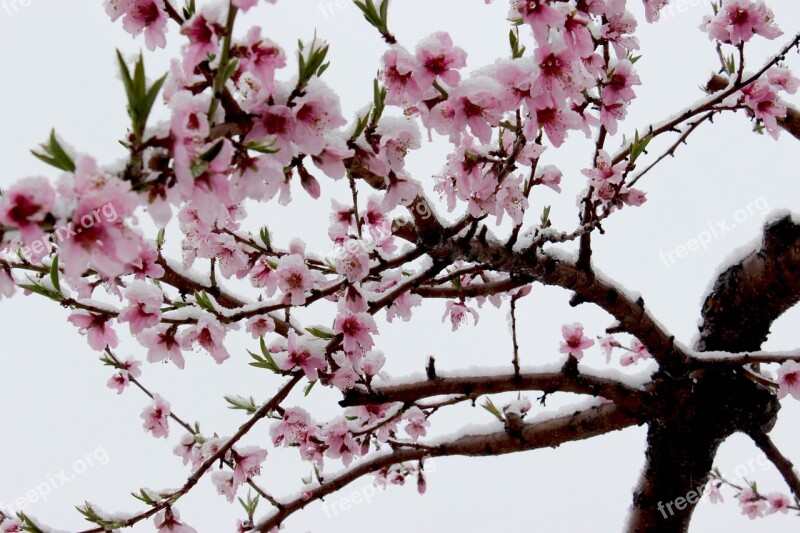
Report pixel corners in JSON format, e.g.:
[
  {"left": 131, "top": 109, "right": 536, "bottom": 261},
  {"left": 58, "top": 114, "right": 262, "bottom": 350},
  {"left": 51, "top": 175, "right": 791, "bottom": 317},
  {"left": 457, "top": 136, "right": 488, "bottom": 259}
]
[
  {"left": 322, "top": 417, "right": 358, "bottom": 466},
  {"left": 621, "top": 339, "right": 651, "bottom": 366},
  {"left": 776, "top": 361, "right": 800, "bottom": 400},
  {"left": 107, "top": 372, "right": 130, "bottom": 394},
  {"left": 174, "top": 433, "right": 197, "bottom": 465},
  {"left": 276, "top": 254, "right": 314, "bottom": 305},
  {"left": 250, "top": 257, "right": 279, "bottom": 297},
  {"left": 738, "top": 487, "right": 766, "bottom": 519},
  {"left": 233, "top": 446, "right": 268, "bottom": 485},
  {"left": 141, "top": 394, "right": 171, "bottom": 438},
  {"left": 702, "top": 0, "right": 782, "bottom": 45},
  {"left": 766, "top": 492, "right": 791, "bottom": 514},
  {"left": 180, "top": 316, "right": 231, "bottom": 364},
  {"left": 386, "top": 290, "right": 422, "bottom": 322},
  {"left": 180, "top": 8, "right": 221, "bottom": 76},
  {"left": 742, "top": 81, "right": 786, "bottom": 139},
  {"left": 442, "top": 301, "right": 479, "bottom": 331},
  {"left": 154, "top": 508, "right": 197, "bottom": 533},
  {"left": 381, "top": 46, "right": 424, "bottom": 106},
  {"left": 331, "top": 366, "right": 359, "bottom": 391},
  {"left": 68, "top": 312, "right": 119, "bottom": 351},
  {"left": 292, "top": 80, "right": 347, "bottom": 156},
  {"left": 334, "top": 311, "right": 378, "bottom": 356},
  {"left": 535, "top": 165, "right": 562, "bottom": 193},
  {"left": 129, "top": 241, "right": 166, "bottom": 280},
  {"left": 559, "top": 323, "right": 595, "bottom": 360},
  {"left": 403, "top": 407, "right": 430, "bottom": 441},
  {"left": 335, "top": 242, "right": 371, "bottom": 283},
  {"left": 510, "top": 0, "right": 567, "bottom": 44},
  {"left": 246, "top": 315, "right": 275, "bottom": 338},
  {"left": 642, "top": 0, "right": 670, "bottom": 23},
  {"left": 271, "top": 407, "right": 312, "bottom": 447},
  {"left": 428, "top": 78, "right": 504, "bottom": 145},
  {"left": 237, "top": 27, "right": 286, "bottom": 93},
  {"left": 708, "top": 480, "right": 724, "bottom": 503},
  {"left": 603, "top": 60, "right": 641, "bottom": 105},
  {"left": 415, "top": 32, "right": 467, "bottom": 89},
  {"left": 0, "top": 269, "right": 16, "bottom": 301},
  {"left": 0, "top": 177, "right": 55, "bottom": 258},
  {"left": 107, "top": 0, "right": 170, "bottom": 51},
  {"left": 495, "top": 175, "right": 528, "bottom": 225},
  {"left": 211, "top": 470, "right": 238, "bottom": 502},
  {"left": 232, "top": 0, "right": 275, "bottom": 12},
  {"left": 0, "top": 519, "right": 23, "bottom": 532},
  {"left": 58, "top": 157, "right": 141, "bottom": 280},
  {"left": 275, "top": 330, "right": 327, "bottom": 380},
  {"left": 361, "top": 350, "right": 386, "bottom": 377},
  {"left": 767, "top": 67, "right": 799, "bottom": 94},
  {"left": 139, "top": 325, "right": 186, "bottom": 369},
  {"left": 118, "top": 281, "right": 162, "bottom": 334},
  {"left": 599, "top": 335, "right": 617, "bottom": 363},
  {"left": 601, "top": 2, "right": 640, "bottom": 59}
]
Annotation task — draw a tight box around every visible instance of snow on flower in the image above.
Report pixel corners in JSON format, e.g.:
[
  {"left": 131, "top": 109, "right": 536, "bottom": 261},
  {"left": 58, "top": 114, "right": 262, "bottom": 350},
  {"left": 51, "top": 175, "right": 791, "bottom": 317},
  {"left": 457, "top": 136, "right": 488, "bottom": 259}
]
[
  {"left": 141, "top": 394, "right": 171, "bottom": 438},
  {"left": 702, "top": 0, "right": 782, "bottom": 45},
  {"left": 274, "top": 330, "right": 328, "bottom": 380},
  {"left": 0, "top": 177, "right": 55, "bottom": 259},
  {"left": 180, "top": 315, "right": 231, "bottom": 364},
  {"left": 403, "top": 407, "right": 430, "bottom": 441},
  {"left": 154, "top": 508, "right": 197, "bottom": 533},
  {"left": 118, "top": 281, "right": 163, "bottom": 334}
]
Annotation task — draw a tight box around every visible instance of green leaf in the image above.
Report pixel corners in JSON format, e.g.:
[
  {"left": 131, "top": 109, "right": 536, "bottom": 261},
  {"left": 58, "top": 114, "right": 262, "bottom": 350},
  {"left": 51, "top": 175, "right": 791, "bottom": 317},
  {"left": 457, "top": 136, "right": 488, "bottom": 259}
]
[
  {"left": 304, "top": 380, "right": 317, "bottom": 396},
  {"left": 306, "top": 326, "right": 335, "bottom": 339},
  {"left": 481, "top": 398, "right": 504, "bottom": 422},
  {"left": 30, "top": 129, "right": 76, "bottom": 172},
  {"left": 259, "top": 227, "right": 271, "bottom": 249},
  {"left": 49, "top": 255, "right": 61, "bottom": 294}
]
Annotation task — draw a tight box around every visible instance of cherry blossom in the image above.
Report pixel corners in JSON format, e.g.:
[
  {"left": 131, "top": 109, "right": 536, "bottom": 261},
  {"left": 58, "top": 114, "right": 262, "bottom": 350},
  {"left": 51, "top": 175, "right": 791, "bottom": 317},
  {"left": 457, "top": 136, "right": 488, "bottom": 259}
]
[
  {"left": 180, "top": 316, "right": 231, "bottom": 364},
  {"left": 333, "top": 310, "right": 378, "bottom": 356},
  {"left": 154, "top": 508, "right": 197, "bottom": 533},
  {"left": 68, "top": 312, "right": 119, "bottom": 351},
  {"left": 776, "top": 361, "right": 800, "bottom": 400},
  {"left": 0, "top": 177, "right": 55, "bottom": 258},
  {"left": 403, "top": 407, "right": 430, "bottom": 441},
  {"left": 442, "top": 301, "right": 479, "bottom": 331},
  {"left": 105, "top": 0, "right": 169, "bottom": 50},
  {"left": 141, "top": 394, "right": 171, "bottom": 438},
  {"left": 559, "top": 323, "right": 594, "bottom": 360},
  {"left": 738, "top": 487, "right": 767, "bottom": 519},
  {"left": 276, "top": 254, "right": 315, "bottom": 305},
  {"left": 702, "top": 0, "right": 782, "bottom": 45},
  {"left": 118, "top": 281, "right": 163, "bottom": 334},
  {"left": 139, "top": 325, "right": 185, "bottom": 369},
  {"left": 274, "top": 330, "right": 327, "bottom": 380}
]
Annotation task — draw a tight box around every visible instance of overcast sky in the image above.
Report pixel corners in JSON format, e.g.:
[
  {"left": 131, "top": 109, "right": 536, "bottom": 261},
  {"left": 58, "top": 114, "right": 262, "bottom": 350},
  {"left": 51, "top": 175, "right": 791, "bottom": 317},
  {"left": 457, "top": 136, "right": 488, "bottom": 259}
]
[{"left": 1, "top": 1, "right": 800, "bottom": 532}]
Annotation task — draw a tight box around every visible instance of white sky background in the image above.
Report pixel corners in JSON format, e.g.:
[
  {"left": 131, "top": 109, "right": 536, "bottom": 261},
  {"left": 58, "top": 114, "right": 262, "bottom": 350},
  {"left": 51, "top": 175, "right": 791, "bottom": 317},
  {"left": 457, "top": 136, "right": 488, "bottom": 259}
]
[{"left": 1, "top": 0, "right": 800, "bottom": 531}]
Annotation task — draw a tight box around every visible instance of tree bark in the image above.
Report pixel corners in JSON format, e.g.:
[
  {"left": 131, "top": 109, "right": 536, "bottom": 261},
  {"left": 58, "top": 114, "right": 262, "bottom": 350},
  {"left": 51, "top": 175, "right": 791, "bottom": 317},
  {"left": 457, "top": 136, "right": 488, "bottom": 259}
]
[{"left": 626, "top": 215, "right": 800, "bottom": 532}]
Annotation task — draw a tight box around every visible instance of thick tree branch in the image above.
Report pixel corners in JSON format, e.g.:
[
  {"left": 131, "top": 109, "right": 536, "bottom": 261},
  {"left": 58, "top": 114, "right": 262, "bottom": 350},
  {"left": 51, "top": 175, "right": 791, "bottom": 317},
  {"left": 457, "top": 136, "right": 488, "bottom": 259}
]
[
  {"left": 340, "top": 368, "right": 649, "bottom": 413},
  {"left": 253, "top": 403, "right": 640, "bottom": 531}
]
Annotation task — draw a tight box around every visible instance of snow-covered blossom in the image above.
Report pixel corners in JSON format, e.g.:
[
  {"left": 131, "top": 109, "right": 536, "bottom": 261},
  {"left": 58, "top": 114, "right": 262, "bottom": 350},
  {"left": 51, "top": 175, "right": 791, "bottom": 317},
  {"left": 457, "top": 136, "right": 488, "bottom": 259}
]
[
  {"left": 620, "top": 339, "right": 651, "bottom": 366},
  {"left": 276, "top": 254, "right": 314, "bottom": 305},
  {"left": 274, "top": 330, "right": 327, "bottom": 380},
  {"left": 154, "top": 508, "right": 197, "bottom": 533},
  {"left": 271, "top": 407, "right": 312, "bottom": 447},
  {"left": 180, "top": 315, "right": 231, "bottom": 364},
  {"left": 702, "top": 0, "right": 782, "bottom": 45},
  {"left": 105, "top": 0, "right": 169, "bottom": 50},
  {"left": 333, "top": 311, "right": 378, "bottom": 356},
  {"left": 141, "top": 394, "right": 171, "bottom": 438},
  {"left": 246, "top": 315, "right": 275, "bottom": 339},
  {"left": 118, "top": 281, "right": 163, "bottom": 334},
  {"left": 403, "top": 407, "right": 430, "bottom": 441}
]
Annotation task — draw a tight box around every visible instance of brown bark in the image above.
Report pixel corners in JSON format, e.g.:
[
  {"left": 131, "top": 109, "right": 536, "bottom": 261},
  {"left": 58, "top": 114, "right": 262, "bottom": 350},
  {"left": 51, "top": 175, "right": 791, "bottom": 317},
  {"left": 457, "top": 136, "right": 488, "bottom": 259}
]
[{"left": 625, "top": 216, "right": 800, "bottom": 532}]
